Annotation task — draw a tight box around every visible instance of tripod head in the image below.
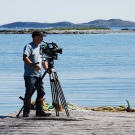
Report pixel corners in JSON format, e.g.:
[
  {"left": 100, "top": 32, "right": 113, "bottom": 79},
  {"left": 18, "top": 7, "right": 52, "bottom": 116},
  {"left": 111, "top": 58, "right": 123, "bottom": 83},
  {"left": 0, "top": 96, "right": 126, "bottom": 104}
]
[
  {"left": 40, "top": 41, "right": 62, "bottom": 60},
  {"left": 40, "top": 41, "right": 63, "bottom": 70}
]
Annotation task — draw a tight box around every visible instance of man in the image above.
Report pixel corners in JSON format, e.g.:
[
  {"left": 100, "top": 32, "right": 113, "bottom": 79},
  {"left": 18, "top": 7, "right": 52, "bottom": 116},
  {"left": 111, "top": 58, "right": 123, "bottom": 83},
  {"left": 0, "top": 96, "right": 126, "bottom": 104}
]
[{"left": 23, "top": 30, "right": 51, "bottom": 117}]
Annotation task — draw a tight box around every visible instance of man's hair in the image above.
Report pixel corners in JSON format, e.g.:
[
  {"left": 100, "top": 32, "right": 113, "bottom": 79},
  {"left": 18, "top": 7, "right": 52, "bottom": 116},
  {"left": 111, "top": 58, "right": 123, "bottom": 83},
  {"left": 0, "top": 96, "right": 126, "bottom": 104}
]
[{"left": 32, "top": 30, "right": 45, "bottom": 38}]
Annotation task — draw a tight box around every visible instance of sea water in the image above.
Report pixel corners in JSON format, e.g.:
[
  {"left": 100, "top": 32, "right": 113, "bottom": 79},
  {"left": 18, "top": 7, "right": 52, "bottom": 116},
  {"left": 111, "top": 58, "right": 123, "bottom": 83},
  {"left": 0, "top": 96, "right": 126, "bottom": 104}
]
[{"left": 0, "top": 33, "right": 135, "bottom": 116}]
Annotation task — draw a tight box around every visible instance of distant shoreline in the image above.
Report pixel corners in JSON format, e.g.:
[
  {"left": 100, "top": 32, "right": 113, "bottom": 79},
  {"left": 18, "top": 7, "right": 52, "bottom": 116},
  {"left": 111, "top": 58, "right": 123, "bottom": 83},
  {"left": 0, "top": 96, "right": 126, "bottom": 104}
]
[{"left": 0, "top": 29, "right": 135, "bottom": 34}]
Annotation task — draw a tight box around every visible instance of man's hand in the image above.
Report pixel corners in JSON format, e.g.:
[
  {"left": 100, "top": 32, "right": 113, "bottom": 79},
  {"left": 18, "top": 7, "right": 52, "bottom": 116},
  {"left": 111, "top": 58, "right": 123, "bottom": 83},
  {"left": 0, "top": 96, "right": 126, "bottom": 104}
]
[
  {"left": 48, "top": 68, "right": 52, "bottom": 74},
  {"left": 33, "top": 65, "right": 41, "bottom": 71}
]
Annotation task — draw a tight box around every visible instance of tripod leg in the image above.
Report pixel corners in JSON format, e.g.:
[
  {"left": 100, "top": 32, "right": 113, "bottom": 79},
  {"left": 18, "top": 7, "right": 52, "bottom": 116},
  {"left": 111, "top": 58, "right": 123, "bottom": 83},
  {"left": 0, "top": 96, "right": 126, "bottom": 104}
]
[
  {"left": 54, "top": 72, "right": 70, "bottom": 116},
  {"left": 49, "top": 73, "right": 59, "bottom": 116},
  {"left": 16, "top": 70, "right": 48, "bottom": 117},
  {"left": 51, "top": 71, "right": 70, "bottom": 117}
]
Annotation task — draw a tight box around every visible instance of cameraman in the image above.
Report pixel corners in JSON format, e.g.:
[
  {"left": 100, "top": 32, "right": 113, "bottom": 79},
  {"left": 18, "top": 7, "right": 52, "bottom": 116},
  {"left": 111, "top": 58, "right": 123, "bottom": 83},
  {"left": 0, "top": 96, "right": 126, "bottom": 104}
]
[{"left": 22, "top": 30, "right": 51, "bottom": 117}]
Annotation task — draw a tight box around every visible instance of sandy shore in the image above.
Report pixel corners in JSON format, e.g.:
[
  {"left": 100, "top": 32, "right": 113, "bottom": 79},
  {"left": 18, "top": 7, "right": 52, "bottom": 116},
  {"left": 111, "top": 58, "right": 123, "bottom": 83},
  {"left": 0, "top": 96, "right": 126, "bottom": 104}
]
[
  {"left": 0, "top": 110, "right": 135, "bottom": 135},
  {"left": 0, "top": 29, "right": 135, "bottom": 34}
]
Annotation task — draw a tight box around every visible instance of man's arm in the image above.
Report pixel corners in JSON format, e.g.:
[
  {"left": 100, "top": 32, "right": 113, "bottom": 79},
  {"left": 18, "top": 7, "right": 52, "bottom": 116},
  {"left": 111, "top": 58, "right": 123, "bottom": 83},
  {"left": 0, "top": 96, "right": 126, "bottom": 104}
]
[
  {"left": 42, "top": 61, "right": 52, "bottom": 74},
  {"left": 42, "top": 60, "right": 48, "bottom": 70},
  {"left": 23, "top": 54, "right": 40, "bottom": 71},
  {"left": 23, "top": 54, "right": 33, "bottom": 66}
]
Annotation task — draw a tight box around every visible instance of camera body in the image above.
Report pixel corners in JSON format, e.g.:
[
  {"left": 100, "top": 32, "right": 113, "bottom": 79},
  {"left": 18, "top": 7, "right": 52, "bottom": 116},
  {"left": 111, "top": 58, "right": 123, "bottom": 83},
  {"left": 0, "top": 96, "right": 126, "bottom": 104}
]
[{"left": 40, "top": 41, "right": 62, "bottom": 60}]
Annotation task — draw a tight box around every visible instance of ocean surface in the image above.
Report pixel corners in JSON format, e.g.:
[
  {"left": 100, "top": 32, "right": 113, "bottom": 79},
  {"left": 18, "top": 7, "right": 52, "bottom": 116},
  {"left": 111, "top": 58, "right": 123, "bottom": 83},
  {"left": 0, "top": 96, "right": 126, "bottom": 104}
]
[{"left": 0, "top": 33, "right": 135, "bottom": 116}]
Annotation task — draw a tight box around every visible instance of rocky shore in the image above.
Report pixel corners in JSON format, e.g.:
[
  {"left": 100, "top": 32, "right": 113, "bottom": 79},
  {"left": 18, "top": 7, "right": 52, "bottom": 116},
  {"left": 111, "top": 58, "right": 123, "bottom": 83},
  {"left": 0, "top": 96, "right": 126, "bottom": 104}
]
[
  {"left": 0, "top": 29, "right": 135, "bottom": 34},
  {"left": 1, "top": 110, "right": 135, "bottom": 135}
]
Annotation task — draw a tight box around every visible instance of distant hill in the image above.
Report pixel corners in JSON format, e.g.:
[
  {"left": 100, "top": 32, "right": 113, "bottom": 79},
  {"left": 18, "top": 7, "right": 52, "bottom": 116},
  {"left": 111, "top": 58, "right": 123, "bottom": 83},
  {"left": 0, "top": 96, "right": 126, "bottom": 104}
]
[
  {"left": 0, "top": 21, "right": 75, "bottom": 28},
  {"left": 83, "top": 19, "right": 135, "bottom": 27},
  {"left": 1, "top": 19, "right": 135, "bottom": 28}
]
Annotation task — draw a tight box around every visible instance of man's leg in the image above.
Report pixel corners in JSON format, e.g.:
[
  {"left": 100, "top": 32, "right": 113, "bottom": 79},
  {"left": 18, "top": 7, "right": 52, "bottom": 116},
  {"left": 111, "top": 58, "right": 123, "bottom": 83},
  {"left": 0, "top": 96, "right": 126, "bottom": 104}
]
[
  {"left": 36, "top": 78, "right": 51, "bottom": 116},
  {"left": 23, "top": 76, "right": 36, "bottom": 117}
]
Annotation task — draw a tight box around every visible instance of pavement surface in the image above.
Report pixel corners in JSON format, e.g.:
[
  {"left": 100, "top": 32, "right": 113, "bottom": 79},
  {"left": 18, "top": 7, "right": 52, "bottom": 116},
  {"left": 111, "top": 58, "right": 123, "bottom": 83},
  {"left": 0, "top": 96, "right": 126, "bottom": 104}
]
[{"left": 0, "top": 110, "right": 135, "bottom": 135}]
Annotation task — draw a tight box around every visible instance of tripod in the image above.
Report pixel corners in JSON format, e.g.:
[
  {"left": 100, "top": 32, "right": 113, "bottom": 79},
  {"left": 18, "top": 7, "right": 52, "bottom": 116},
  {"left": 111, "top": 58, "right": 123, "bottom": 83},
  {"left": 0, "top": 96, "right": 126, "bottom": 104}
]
[
  {"left": 16, "top": 58, "right": 69, "bottom": 117},
  {"left": 49, "top": 68, "right": 69, "bottom": 116}
]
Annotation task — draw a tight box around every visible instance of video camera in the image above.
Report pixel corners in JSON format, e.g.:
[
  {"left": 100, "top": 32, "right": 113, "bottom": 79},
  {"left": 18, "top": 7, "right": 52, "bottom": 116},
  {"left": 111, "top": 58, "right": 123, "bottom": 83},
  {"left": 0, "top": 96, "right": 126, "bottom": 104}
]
[{"left": 40, "top": 41, "right": 62, "bottom": 60}]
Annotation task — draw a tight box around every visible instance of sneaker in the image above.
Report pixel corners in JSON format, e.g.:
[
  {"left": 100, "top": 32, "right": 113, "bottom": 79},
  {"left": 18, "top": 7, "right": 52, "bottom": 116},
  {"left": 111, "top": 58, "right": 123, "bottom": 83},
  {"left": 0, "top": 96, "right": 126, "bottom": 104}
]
[
  {"left": 23, "top": 112, "right": 30, "bottom": 117},
  {"left": 36, "top": 112, "right": 52, "bottom": 117}
]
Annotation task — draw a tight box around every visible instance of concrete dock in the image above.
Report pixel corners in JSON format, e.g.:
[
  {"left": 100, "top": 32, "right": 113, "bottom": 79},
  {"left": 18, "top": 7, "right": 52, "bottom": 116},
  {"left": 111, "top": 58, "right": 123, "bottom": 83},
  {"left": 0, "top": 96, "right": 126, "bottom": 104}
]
[{"left": 0, "top": 110, "right": 135, "bottom": 135}]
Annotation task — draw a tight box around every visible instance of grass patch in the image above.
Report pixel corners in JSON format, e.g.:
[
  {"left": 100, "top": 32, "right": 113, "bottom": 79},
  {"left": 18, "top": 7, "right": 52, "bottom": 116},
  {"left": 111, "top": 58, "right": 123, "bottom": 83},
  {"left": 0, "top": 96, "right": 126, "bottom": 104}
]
[{"left": 38, "top": 27, "right": 110, "bottom": 31}]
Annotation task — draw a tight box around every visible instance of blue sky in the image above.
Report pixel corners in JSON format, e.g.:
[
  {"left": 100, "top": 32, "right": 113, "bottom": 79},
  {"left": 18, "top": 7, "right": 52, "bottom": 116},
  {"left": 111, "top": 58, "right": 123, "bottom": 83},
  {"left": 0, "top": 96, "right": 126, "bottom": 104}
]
[{"left": 0, "top": 0, "right": 135, "bottom": 25}]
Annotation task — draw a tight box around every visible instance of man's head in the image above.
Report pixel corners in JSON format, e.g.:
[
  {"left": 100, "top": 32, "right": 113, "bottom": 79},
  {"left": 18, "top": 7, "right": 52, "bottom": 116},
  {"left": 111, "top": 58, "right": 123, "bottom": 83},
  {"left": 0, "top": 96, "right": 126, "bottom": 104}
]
[
  {"left": 32, "top": 30, "right": 45, "bottom": 45},
  {"left": 32, "top": 30, "right": 45, "bottom": 38}
]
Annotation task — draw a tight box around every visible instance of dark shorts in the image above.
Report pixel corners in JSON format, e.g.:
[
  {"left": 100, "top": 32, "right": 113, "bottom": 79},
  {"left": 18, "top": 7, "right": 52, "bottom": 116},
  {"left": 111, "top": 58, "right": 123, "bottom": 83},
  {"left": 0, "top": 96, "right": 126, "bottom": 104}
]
[{"left": 24, "top": 76, "right": 45, "bottom": 100}]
